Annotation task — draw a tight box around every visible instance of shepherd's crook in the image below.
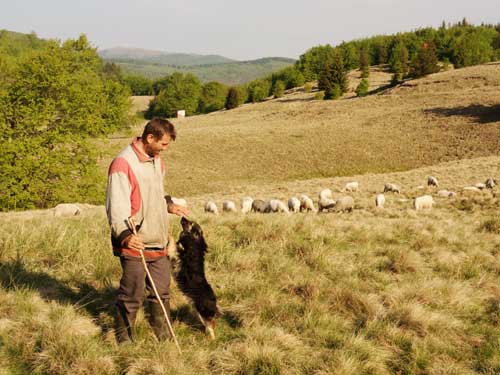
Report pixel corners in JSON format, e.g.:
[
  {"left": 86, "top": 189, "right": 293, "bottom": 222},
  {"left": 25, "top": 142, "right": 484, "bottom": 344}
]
[{"left": 127, "top": 217, "right": 182, "bottom": 354}]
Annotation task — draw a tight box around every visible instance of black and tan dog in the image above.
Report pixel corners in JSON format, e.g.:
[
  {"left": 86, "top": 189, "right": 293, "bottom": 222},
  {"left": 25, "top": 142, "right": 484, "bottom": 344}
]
[{"left": 171, "top": 216, "right": 218, "bottom": 339}]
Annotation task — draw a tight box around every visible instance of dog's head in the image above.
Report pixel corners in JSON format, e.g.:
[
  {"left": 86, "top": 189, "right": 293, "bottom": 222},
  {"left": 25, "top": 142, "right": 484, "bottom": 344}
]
[{"left": 178, "top": 217, "right": 208, "bottom": 253}]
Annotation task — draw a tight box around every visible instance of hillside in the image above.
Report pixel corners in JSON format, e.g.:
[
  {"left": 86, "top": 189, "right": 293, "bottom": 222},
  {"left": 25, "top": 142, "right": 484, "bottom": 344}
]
[
  {"left": 105, "top": 63, "right": 500, "bottom": 198},
  {"left": 99, "top": 47, "right": 235, "bottom": 66}
]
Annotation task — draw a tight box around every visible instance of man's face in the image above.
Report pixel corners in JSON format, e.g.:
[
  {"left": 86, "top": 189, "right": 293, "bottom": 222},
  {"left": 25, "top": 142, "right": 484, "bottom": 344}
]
[{"left": 144, "top": 133, "right": 171, "bottom": 157}]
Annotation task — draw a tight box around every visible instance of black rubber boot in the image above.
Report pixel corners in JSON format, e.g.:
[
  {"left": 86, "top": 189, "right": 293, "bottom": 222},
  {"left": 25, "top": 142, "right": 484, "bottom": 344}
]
[
  {"left": 115, "top": 303, "right": 134, "bottom": 344},
  {"left": 148, "top": 300, "right": 172, "bottom": 341}
]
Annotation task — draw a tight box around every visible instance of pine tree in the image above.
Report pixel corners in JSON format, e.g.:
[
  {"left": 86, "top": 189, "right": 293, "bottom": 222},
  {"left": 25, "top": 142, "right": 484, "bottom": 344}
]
[
  {"left": 318, "top": 51, "right": 348, "bottom": 100},
  {"left": 410, "top": 41, "right": 440, "bottom": 77},
  {"left": 359, "top": 47, "right": 370, "bottom": 78},
  {"left": 225, "top": 87, "right": 240, "bottom": 110}
]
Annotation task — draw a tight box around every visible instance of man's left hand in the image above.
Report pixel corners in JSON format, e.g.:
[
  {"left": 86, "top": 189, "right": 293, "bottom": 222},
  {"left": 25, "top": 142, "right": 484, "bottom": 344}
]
[{"left": 168, "top": 203, "right": 189, "bottom": 217}]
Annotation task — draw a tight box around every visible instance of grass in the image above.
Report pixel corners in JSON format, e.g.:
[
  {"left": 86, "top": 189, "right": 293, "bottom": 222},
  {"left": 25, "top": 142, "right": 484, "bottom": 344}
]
[
  {"left": 0, "top": 154, "right": 499, "bottom": 374},
  {"left": 101, "top": 63, "right": 500, "bottom": 199}
]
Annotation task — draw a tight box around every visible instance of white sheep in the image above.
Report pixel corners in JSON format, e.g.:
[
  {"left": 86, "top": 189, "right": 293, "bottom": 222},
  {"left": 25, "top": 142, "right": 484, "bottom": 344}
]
[
  {"left": 288, "top": 197, "right": 301, "bottom": 213},
  {"left": 333, "top": 196, "right": 354, "bottom": 212},
  {"left": 474, "top": 183, "right": 486, "bottom": 190},
  {"left": 427, "top": 176, "right": 439, "bottom": 188},
  {"left": 462, "top": 186, "right": 482, "bottom": 194},
  {"left": 437, "top": 190, "right": 456, "bottom": 198},
  {"left": 413, "top": 195, "right": 434, "bottom": 210},
  {"left": 383, "top": 183, "right": 400, "bottom": 194},
  {"left": 343, "top": 182, "right": 359, "bottom": 192},
  {"left": 222, "top": 200, "right": 237, "bottom": 213},
  {"left": 375, "top": 194, "right": 385, "bottom": 208},
  {"left": 171, "top": 197, "right": 188, "bottom": 208},
  {"left": 204, "top": 201, "right": 219, "bottom": 215},
  {"left": 241, "top": 197, "right": 253, "bottom": 214},
  {"left": 318, "top": 189, "right": 335, "bottom": 212},
  {"left": 299, "top": 194, "right": 315, "bottom": 212},
  {"left": 485, "top": 178, "right": 496, "bottom": 189},
  {"left": 54, "top": 203, "right": 81, "bottom": 217},
  {"left": 268, "top": 199, "right": 289, "bottom": 213}
]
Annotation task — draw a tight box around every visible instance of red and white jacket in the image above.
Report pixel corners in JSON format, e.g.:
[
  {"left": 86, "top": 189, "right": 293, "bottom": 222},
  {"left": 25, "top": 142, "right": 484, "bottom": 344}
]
[{"left": 106, "top": 138, "right": 169, "bottom": 258}]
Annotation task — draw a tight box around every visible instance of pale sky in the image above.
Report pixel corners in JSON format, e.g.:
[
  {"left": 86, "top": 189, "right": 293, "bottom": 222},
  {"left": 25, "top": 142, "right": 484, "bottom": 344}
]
[{"left": 1, "top": 0, "right": 498, "bottom": 60}]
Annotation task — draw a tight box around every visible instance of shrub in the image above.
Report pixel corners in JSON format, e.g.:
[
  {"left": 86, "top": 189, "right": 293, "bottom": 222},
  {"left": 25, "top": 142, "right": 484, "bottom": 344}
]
[
  {"left": 355, "top": 79, "right": 369, "bottom": 97},
  {"left": 198, "top": 81, "right": 228, "bottom": 113},
  {"left": 303, "top": 82, "right": 313, "bottom": 93},
  {"left": 225, "top": 87, "right": 240, "bottom": 110},
  {"left": 314, "top": 91, "right": 325, "bottom": 100},
  {"left": 272, "top": 81, "right": 285, "bottom": 98}
]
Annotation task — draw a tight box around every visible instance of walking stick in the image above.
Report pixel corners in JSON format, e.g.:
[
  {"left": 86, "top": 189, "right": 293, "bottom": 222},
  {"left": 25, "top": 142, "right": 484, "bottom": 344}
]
[{"left": 126, "top": 217, "right": 182, "bottom": 354}]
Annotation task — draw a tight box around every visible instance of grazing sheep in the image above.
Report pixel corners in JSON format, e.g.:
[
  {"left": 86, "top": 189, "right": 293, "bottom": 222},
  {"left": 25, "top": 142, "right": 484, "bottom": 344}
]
[
  {"left": 414, "top": 195, "right": 434, "bottom": 210},
  {"left": 343, "top": 182, "right": 359, "bottom": 192},
  {"left": 269, "top": 199, "right": 290, "bottom": 213},
  {"left": 204, "top": 201, "right": 219, "bottom": 215},
  {"left": 252, "top": 199, "right": 269, "bottom": 213},
  {"left": 299, "top": 194, "right": 315, "bottom": 212},
  {"left": 288, "top": 197, "right": 301, "bottom": 213},
  {"left": 318, "top": 189, "right": 335, "bottom": 212},
  {"left": 375, "top": 194, "right": 385, "bottom": 208},
  {"left": 485, "top": 178, "right": 496, "bottom": 189},
  {"left": 241, "top": 197, "right": 253, "bottom": 214},
  {"left": 474, "top": 183, "right": 486, "bottom": 190},
  {"left": 54, "top": 203, "right": 81, "bottom": 217},
  {"left": 462, "top": 186, "right": 482, "bottom": 193},
  {"left": 437, "top": 190, "right": 456, "bottom": 198},
  {"left": 383, "top": 183, "right": 400, "bottom": 194},
  {"left": 427, "top": 176, "right": 439, "bottom": 188},
  {"left": 222, "top": 200, "right": 237, "bottom": 213},
  {"left": 171, "top": 197, "right": 188, "bottom": 208},
  {"left": 333, "top": 196, "right": 355, "bottom": 212}
]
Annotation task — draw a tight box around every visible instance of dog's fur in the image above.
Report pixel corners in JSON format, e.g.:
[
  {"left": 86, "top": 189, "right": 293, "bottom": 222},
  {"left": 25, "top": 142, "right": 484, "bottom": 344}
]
[{"left": 171, "top": 217, "right": 218, "bottom": 338}]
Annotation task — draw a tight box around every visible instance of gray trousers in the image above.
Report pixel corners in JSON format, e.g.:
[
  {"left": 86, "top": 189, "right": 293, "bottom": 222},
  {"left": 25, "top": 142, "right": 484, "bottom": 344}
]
[{"left": 116, "top": 255, "right": 171, "bottom": 325}]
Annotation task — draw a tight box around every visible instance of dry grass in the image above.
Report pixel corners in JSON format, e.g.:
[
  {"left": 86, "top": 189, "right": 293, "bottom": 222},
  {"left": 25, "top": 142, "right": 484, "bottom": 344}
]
[{"left": 105, "top": 63, "right": 500, "bottom": 197}]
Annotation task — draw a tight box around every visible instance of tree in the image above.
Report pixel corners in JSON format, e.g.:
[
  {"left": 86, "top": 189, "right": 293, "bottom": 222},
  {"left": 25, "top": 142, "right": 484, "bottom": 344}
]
[
  {"left": 359, "top": 47, "right": 370, "bottom": 78},
  {"left": 318, "top": 51, "right": 348, "bottom": 100},
  {"left": 272, "top": 66, "right": 305, "bottom": 89},
  {"left": 355, "top": 79, "right": 369, "bottom": 97},
  {"left": 146, "top": 72, "right": 202, "bottom": 117},
  {"left": 198, "top": 81, "right": 228, "bottom": 113},
  {"left": 449, "top": 28, "right": 496, "bottom": 67},
  {"left": 123, "top": 75, "right": 153, "bottom": 95},
  {"left": 247, "top": 79, "right": 271, "bottom": 103},
  {"left": 296, "top": 44, "right": 336, "bottom": 81},
  {"left": 389, "top": 39, "right": 409, "bottom": 76},
  {"left": 0, "top": 35, "right": 131, "bottom": 210},
  {"left": 225, "top": 87, "right": 240, "bottom": 110},
  {"left": 410, "top": 41, "right": 440, "bottom": 77},
  {"left": 272, "top": 81, "right": 285, "bottom": 98}
]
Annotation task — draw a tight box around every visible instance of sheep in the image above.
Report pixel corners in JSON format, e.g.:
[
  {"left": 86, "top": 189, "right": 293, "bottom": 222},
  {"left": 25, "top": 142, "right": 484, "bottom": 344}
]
[
  {"left": 269, "top": 199, "right": 290, "bottom": 213},
  {"left": 288, "top": 197, "right": 300, "bottom": 213},
  {"left": 462, "top": 186, "right": 482, "bottom": 193},
  {"left": 318, "top": 189, "right": 336, "bottom": 212},
  {"left": 427, "top": 176, "right": 439, "bottom": 188},
  {"left": 485, "top": 178, "right": 496, "bottom": 189},
  {"left": 333, "top": 196, "right": 355, "bottom": 212},
  {"left": 171, "top": 197, "right": 188, "bottom": 208},
  {"left": 222, "top": 200, "right": 237, "bottom": 213},
  {"left": 343, "top": 182, "right": 359, "bottom": 193},
  {"left": 383, "top": 183, "right": 400, "bottom": 194},
  {"left": 204, "top": 201, "right": 219, "bottom": 215},
  {"left": 299, "top": 194, "right": 315, "bottom": 212},
  {"left": 474, "top": 183, "right": 486, "bottom": 190},
  {"left": 413, "top": 195, "right": 434, "bottom": 210},
  {"left": 241, "top": 197, "right": 253, "bottom": 214},
  {"left": 252, "top": 199, "right": 269, "bottom": 213},
  {"left": 437, "top": 190, "right": 456, "bottom": 198},
  {"left": 375, "top": 194, "right": 385, "bottom": 208},
  {"left": 54, "top": 203, "right": 81, "bottom": 217}
]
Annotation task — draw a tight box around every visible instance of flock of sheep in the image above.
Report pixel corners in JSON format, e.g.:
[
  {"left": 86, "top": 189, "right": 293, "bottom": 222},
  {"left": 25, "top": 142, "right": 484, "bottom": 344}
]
[{"left": 196, "top": 176, "right": 497, "bottom": 215}]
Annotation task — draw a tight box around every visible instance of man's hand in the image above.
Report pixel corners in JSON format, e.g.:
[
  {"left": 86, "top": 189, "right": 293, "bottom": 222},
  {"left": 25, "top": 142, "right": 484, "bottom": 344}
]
[
  {"left": 121, "top": 234, "right": 145, "bottom": 251},
  {"left": 168, "top": 203, "right": 189, "bottom": 217}
]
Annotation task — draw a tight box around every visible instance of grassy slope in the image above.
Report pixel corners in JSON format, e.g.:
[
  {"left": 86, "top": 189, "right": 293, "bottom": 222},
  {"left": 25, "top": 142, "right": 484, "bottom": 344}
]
[
  {"left": 114, "top": 58, "right": 295, "bottom": 84},
  {"left": 1, "top": 64, "right": 500, "bottom": 374},
  {"left": 107, "top": 63, "right": 500, "bottom": 198}
]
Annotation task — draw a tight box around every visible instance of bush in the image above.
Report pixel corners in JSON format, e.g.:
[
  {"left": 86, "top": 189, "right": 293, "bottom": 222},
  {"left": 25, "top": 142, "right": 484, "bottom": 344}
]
[
  {"left": 355, "top": 79, "right": 369, "bottom": 97},
  {"left": 272, "top": 81, "right": 285, "bottom": 98},
  {"left": 303, "top": 82, "right": 313, "bottom": 93},
  {"left": 0, "top": 35, "right": 131, "bottom": 210},
  {"left": 314, "top": 91, "right": 325, "bottom": 100},
  {"left": 198, "top": 81, "right": 228, "bottom": 113}
]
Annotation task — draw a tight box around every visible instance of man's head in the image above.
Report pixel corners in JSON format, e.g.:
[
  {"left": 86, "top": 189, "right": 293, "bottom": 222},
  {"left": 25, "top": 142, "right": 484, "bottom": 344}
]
[{"left": 141, "top": 117, "right": 177, "bottom": 157}]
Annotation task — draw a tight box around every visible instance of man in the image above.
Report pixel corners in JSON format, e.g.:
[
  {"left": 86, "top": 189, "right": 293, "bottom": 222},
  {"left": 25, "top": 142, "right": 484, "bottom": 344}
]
[{"left": 106, "top": 117, "right": 188, "bottom": 343}]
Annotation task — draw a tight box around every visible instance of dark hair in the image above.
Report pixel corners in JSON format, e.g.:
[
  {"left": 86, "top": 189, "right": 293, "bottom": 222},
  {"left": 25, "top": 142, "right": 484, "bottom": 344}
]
[{"left": 142, "top": 117, "right": 177, "bottom": 142}]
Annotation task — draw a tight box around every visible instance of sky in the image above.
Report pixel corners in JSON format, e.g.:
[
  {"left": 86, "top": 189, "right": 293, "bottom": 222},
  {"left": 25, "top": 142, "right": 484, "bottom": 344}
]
[{"left": 1, "top": 0, "right": 498, "bottom": 60}]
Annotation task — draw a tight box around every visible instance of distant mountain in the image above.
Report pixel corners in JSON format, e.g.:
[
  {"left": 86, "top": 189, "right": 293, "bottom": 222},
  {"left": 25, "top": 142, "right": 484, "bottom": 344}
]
[
  {"left": 99, "top": 47, "right": 236, "bottom": 67},
  {"left": 100, "top": 47, "right": 296, "bottom": 85}
]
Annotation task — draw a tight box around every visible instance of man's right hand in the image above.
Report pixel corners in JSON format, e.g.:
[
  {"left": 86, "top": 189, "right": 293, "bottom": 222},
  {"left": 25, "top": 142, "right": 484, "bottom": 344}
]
[{"left": 121, "top": 234, "right": 145, "bottom": 251}]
